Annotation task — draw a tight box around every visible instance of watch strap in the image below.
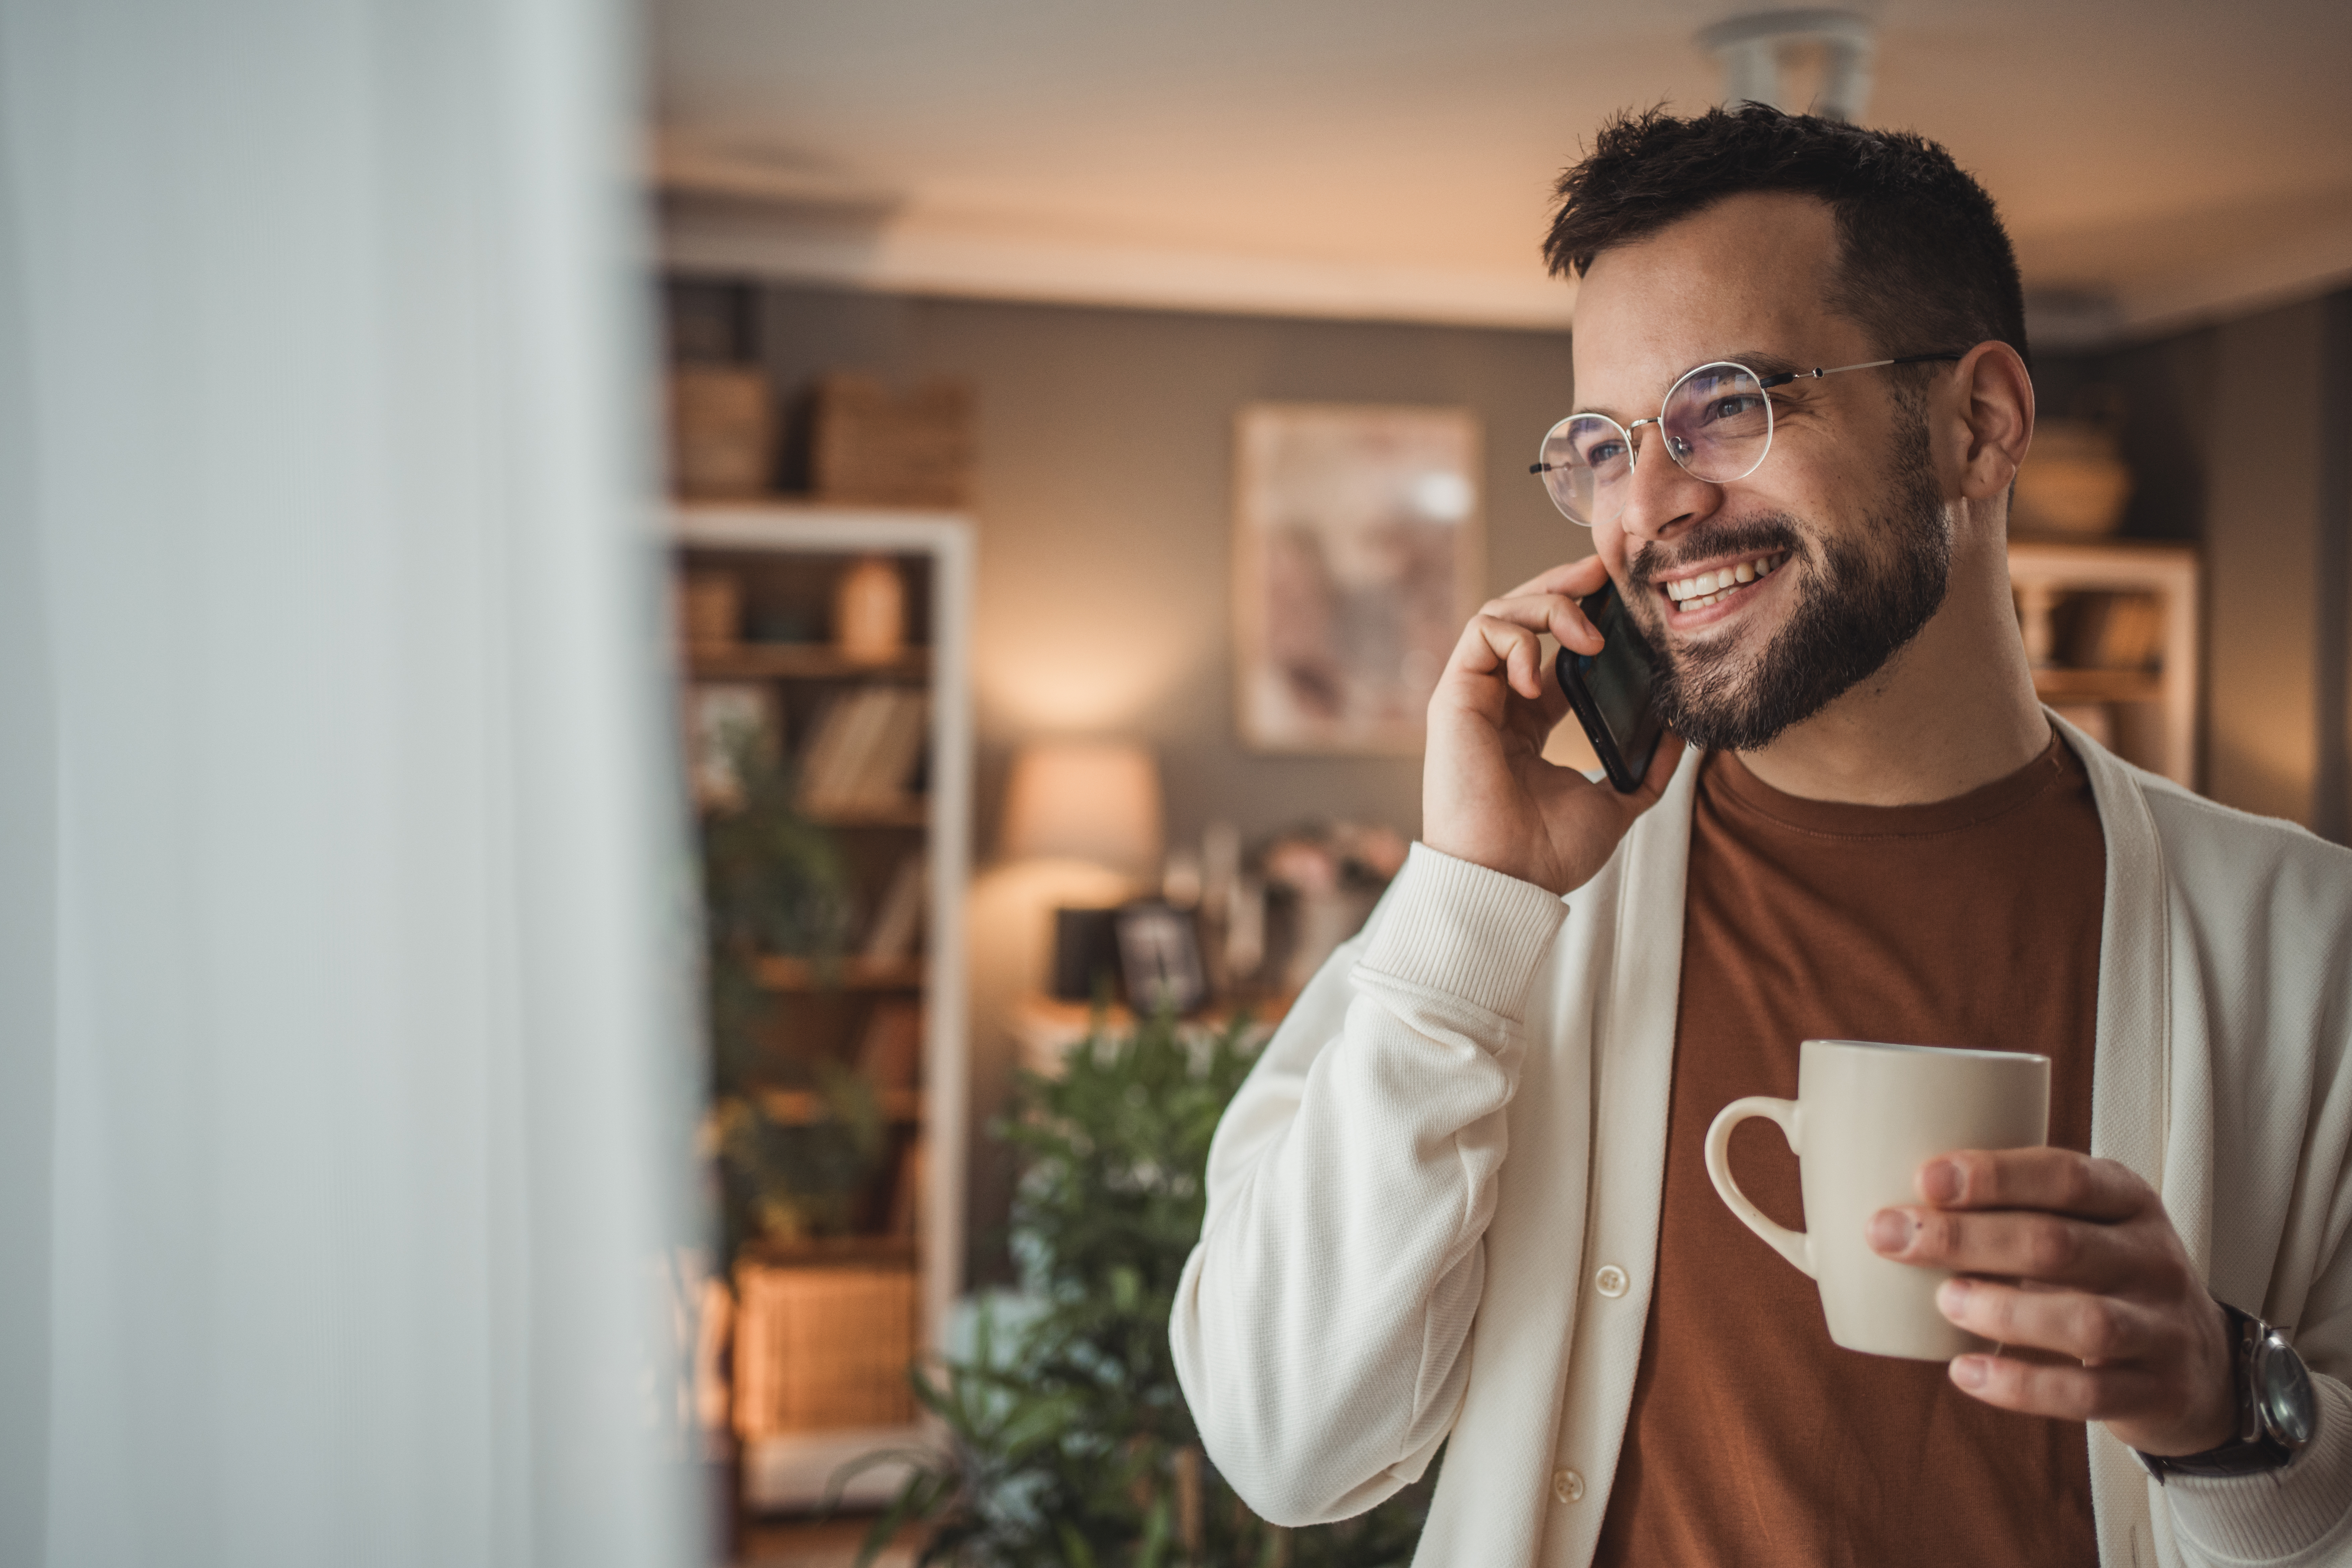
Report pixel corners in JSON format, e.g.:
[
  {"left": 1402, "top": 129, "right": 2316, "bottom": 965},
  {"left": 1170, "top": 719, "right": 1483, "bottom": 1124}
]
[{"left": 2136, "top": 1303, "right": 2304, "bottom": 1483}]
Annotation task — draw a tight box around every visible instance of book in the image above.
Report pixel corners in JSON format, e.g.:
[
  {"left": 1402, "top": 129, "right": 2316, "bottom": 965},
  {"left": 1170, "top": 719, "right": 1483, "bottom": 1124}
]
[
  {"left": 887, "top": 1139, "right": 924, "bottom": 1239},
  {"left": 851, "top": 692, "right": 930, "bottom": 807},
  {"left": 861, "top": 853, "right": 928, "bottom": 963},
  {"left": 797, "top": 686, "right": 930, "bottom": 814},
  {"left": 798, "top": 687, "right": 887, "bottom": 811},
  {"left": 856, "top": 999, "right": 924, "bottom": 1093}
]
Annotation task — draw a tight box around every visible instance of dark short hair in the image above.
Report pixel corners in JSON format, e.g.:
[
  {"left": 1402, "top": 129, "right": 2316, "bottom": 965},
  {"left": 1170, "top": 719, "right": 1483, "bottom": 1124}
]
[{"left": 1544, "top": 104, "right": 2028, "bottom": 367}]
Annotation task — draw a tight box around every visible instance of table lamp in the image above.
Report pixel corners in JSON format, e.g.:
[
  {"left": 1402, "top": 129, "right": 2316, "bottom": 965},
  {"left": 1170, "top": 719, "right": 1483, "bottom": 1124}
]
[{"left": 999, "top": 740, "right": 1164, "bottom": 1001}]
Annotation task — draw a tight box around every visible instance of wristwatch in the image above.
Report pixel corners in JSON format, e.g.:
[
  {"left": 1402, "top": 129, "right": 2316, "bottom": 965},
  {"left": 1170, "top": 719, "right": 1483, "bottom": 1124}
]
[{"left": 2136, "top": 1301, "right": 2317, "bottom": 1482}]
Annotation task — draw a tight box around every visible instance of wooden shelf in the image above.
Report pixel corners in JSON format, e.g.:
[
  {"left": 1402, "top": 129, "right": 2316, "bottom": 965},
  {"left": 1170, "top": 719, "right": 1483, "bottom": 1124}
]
[
  {"left": 759, "top": 1087, "right": 921, "bottom": 1125},
  {"left": 805, "top": 798, "right": 928, "bottom": 829},
  {"left": 738, "top": 1234, "right": 920, "bottom": 1270},
  {"left": 755, "top": 955, "right": 925, "bottom": 992},
  {"left": 686, "top": 642, "right": 929, "bottom": 681},
  {"left": 2007, "top": 537, "right": 2200, "bottom": 787},
  {"left": 2031, "top": 667, "right": 2164, "bottom": 703}
]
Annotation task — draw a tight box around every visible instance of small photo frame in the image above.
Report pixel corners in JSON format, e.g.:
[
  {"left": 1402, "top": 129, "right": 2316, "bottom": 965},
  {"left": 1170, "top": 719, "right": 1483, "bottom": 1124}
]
[{"left": 1115, "top": 901, "right": 1209, "bottom": 1016}]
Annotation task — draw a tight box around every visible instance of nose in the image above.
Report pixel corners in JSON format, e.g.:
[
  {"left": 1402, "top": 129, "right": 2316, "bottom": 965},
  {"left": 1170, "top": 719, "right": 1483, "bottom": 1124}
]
[{"left": 1614, "top": 423, "right": 1719, "bottom": 544}]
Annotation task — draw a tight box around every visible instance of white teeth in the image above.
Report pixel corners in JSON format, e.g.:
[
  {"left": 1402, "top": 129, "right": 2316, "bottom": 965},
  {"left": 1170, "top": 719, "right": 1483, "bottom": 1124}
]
[{"left": 1665, "top": 551, "right": 1786, "bottom": 613}]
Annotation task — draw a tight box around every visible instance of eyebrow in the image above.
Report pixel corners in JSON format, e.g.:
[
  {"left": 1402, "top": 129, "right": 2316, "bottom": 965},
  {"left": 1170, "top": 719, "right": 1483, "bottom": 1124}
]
[{"left": 1571, "top": 349, "right": 1804, "bottom": 419}]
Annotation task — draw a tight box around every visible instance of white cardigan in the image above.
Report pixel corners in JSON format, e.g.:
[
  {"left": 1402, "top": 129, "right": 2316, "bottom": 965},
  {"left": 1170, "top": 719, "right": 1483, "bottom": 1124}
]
[{"left": 1172, "top": 720, "right": 2352, "bottom": 1566}]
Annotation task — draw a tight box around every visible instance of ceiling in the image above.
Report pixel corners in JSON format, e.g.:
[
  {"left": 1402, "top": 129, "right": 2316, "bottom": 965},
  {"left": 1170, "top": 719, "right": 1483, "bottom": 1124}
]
[{"left": 649, "top": 0, "right": 2352, "bottom": 344}]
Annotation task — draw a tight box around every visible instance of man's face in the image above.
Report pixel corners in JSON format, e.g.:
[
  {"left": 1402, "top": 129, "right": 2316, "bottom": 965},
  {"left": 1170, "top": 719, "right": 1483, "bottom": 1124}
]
[{"left": 1569, "top": 192, "right": 1953, "bottom": 752}]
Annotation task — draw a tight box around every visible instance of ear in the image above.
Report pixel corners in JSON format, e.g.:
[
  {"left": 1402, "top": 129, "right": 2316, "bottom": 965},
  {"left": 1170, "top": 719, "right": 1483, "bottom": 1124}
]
[{"left": 1950, "top": 341, "right": 2034, "bottom": 503}]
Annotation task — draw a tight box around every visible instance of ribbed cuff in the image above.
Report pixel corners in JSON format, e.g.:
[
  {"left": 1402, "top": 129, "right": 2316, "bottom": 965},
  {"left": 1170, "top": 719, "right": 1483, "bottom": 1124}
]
[
  {"left": 1357, "top": 843, "right": 1569, "bottom": 1023},
  {"left": 2162, "top": 1375, "right": 2352, "bottom": 1563}
]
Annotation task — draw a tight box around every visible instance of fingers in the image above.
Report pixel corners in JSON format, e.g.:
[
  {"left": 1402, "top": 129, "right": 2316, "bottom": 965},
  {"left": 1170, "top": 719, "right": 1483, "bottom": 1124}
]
[
  {"left": 1936, "top": 1277, "right": 2169, "bottom": 1365},
  {"left": 1916, "top": 1148, "right": 2151, "bottom": 1222},
  {"left": 1497, "top": 554, "right": 1611, "bottom": 605},
  {"left": 1473, "top": 587, "right": 1606, "bottom": 662},
  {"left": 1446, "top": 598, "right": 1575, "bottom": 704},
  {"left": 1943, "top": 1348, "right": 2168, "bottom": 1426},
  {"left": 1886, "top": 1146, "right": 2239, "bottom": 1455},
  {"left": 1449, "top": 612, "right": 1551, "bottom": 702},
  {"left": 1866, "top": 1205, "right": 2142, "bottom": 1292},
  {"left": 1941, "top": 1282, "right": 2239, "bottom": 1454}
]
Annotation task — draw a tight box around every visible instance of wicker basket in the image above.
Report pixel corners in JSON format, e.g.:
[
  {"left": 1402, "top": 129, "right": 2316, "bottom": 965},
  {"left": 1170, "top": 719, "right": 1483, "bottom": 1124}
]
[
  {"left": 811, "top": 374, "right": 974, "bottom": 508},
  {"left": 732, "top": 1263, "right": 918, "bottom": 1435},
  {"left": 668, "top": 366, "right": 776, "bottom": 498}
]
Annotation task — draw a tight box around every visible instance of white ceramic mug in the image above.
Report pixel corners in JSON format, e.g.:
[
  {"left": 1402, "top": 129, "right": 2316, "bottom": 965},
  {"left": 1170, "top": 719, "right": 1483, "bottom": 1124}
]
[{"left": 1704, "top": 1039, "right": 2050, "bottom": 1360}]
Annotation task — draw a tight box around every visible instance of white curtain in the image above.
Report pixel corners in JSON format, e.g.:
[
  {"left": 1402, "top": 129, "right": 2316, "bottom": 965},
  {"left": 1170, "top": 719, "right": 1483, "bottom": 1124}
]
[{"left": 0, "top": 2, "right": 697, "bottom": 1565}]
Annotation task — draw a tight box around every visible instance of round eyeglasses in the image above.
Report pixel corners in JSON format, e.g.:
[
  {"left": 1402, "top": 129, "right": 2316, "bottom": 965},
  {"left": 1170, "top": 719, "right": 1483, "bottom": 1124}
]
[{"left": 1530, "top": 352, "right": 1964, "bottom": 528}]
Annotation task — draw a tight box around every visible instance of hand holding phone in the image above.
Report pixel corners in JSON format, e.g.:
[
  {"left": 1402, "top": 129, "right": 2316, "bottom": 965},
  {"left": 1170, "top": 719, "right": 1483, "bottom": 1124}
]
[
  {"left": 1553, "top": 582, "right": 1666, "bottom": 793},
  {"left": 1422, "top": 558, "right": 1681, "bottom": 894}
]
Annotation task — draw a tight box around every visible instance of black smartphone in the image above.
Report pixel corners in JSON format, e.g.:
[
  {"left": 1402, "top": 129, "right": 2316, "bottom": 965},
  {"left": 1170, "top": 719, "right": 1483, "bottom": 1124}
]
[{"left": 1554, "top": 581, "right": 1667, "bottom": 793}]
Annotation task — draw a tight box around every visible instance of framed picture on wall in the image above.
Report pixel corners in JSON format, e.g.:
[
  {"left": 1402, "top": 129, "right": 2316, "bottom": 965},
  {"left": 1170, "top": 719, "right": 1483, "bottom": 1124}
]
[{"left": 1233, "top": 402, "right": 1484, "bottom": 754}]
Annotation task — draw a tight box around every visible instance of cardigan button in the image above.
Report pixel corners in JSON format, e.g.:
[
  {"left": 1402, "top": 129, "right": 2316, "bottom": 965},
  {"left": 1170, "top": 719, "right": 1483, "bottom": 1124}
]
[
  {"left": 1594, "top": 1264, "right": 1629, "bottom": 1298},
  {"left": 1552, "top": 1467, "right": 1585, "bottom": 1504}
]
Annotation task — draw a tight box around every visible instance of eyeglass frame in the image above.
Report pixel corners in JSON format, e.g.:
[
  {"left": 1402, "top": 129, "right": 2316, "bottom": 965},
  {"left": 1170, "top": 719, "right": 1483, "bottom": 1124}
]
[{"left": 1529, "top": 351, "right": 1967, "bottom": 527}]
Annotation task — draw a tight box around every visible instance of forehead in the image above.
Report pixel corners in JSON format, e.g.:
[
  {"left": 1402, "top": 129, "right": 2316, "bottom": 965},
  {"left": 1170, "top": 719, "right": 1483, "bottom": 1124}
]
[{"left": 1569, "top": 191, "right": 1863, "bottom": 411}]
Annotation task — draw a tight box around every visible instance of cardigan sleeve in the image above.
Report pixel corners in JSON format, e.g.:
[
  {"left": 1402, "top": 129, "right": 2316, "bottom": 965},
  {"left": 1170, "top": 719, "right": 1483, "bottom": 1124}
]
[
  {"left": 2157, "top": 1376, "right": 2352, "bottom": 1565},
  {"left": 1168, "top": 843, "right": 1568, "bottom": 1526},
  {"left": 2156, "top": 1085, "right": 2352, "bottom": 1563},
  {"left": 2148, "top": 810, "right": 2352, "bottom": 1566}
]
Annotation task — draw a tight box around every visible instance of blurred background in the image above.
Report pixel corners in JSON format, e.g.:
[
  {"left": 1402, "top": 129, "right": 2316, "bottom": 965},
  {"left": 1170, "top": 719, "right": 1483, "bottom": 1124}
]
[{"left": 5, "top": 1, "right": 2348, "bottom": 1565}]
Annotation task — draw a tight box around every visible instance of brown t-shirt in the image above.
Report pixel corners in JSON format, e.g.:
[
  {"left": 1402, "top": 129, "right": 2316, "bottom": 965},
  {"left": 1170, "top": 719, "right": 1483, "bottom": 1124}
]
[{"left": 1592, "top": 737, "right": 2104, "bottom": 1568}]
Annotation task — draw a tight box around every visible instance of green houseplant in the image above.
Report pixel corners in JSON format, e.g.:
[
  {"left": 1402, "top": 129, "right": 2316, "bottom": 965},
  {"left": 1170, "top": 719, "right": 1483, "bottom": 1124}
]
[
  {"left": 850, "top": 1009, "right": 1434, "bottom": 1566},
  {"left": 698, "top": 729, "right": 884, "bottom": 1264}
]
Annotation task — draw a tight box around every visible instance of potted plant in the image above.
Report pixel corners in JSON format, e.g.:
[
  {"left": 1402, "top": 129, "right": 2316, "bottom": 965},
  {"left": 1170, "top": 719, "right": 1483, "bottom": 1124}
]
[{"left": 849, "top": 1010, "right": 1434, "bottom": 1566}]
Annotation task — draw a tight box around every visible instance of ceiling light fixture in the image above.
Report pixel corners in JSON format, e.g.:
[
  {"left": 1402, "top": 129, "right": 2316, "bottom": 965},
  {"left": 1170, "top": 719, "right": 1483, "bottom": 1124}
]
[{"left": 1696, "top": 9, "right": 1876, "bottom": 123}]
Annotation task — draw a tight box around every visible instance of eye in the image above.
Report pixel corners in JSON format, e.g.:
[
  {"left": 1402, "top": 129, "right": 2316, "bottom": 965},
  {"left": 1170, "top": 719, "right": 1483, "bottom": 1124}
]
[
  {"left": 1580, "top": 438, "right": 1627, "bottom": 469},
  {"left": 1701, "top": 393, "right": 1766, "bottom": 425}
]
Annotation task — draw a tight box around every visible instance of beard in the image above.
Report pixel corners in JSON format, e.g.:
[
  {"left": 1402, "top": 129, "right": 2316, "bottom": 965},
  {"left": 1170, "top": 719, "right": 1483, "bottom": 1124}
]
[{"left": 1626, "top": 417, "right": 1951, "bottom": 753}]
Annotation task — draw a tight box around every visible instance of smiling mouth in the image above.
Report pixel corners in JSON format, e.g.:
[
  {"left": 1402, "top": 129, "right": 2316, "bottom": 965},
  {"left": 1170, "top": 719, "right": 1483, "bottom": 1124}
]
[{"left": 1660, "top": 550, "right": 1789, "bottom": 615}]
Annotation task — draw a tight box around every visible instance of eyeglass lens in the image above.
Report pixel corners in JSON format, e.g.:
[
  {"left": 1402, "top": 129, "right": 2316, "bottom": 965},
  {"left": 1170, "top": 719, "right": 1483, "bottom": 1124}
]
[{"left": 1535, "top": 361, "right": 1774, "bottom": 527}]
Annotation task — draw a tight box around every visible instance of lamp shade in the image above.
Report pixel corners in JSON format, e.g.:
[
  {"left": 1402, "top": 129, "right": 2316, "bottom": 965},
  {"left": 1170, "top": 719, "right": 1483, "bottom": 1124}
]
[{"left": 999, "top": 740, "right": 1163, "bottom": 876}]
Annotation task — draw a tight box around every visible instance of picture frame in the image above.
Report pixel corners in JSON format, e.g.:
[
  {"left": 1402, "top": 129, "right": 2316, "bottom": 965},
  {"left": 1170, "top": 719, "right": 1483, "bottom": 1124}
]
[
  {"left": 1233, "top": 402, "right": 1484, "bottom": 754},
  {"left": 1114, "top": 901, "right": 1209, "bottom": 1016},
  {"left": 685, "top": 681, "right": 779, "bottom": 810}
]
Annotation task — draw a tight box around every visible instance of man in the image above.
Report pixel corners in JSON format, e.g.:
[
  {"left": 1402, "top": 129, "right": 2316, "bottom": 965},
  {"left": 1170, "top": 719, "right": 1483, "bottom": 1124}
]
[{"left": 1170, "top": 105, "right": 2352, "bottom": 1567}]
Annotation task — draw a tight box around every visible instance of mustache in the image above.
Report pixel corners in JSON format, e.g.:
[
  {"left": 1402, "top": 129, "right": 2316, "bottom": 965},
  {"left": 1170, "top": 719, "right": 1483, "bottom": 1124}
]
[{"left": 1627, "top": 517, "right": 1808, "bottom": 587}]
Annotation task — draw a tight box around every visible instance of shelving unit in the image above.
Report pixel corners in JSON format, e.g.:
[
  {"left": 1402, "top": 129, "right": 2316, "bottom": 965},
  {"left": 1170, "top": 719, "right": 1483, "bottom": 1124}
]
[
  {"left": 689, "top": 644, "right": 933, "bottom": 682},
  {"left": 674, "top": 500, "right": 973, "bottom": 1515},
  {"left": 751, "top": 954, "right": 929, "bottom": 992},
  {"left": 2007, "top": 537, "right": 2201, "bottom": 787}
]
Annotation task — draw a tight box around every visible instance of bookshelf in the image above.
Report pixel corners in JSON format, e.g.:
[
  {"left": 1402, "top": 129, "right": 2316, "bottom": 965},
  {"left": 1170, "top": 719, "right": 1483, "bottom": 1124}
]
[
  {"left": 2007, "top": 537, "right": 2200, "bottom": 787},
  {"left": 673, "top": 501, "right": 973, "bottom": 1514}
]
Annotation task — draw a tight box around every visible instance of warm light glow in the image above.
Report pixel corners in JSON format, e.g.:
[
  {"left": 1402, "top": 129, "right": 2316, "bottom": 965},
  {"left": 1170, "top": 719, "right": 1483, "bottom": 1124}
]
[
  {"left": 975, "top": 628, "right": 1206, "bottom": 734},
  {"left": 999, "top": 740, "right": 1164, "bottom": 874}
]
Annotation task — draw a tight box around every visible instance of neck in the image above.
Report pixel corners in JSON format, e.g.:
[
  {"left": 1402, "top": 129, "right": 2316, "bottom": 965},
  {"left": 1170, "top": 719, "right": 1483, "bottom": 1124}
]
[{"left": 1735, "top": 529, "right": 2050, "bottom": 805}]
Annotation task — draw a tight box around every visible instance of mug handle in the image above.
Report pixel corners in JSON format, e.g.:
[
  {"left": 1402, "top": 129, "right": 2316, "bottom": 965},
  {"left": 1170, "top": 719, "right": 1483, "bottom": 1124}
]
[{"left": 1704, "top": 1096, "right": 1813, "bottom": 1278}]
